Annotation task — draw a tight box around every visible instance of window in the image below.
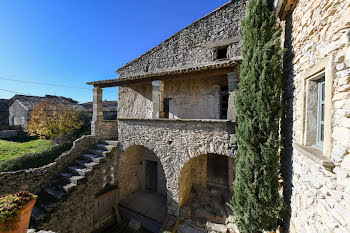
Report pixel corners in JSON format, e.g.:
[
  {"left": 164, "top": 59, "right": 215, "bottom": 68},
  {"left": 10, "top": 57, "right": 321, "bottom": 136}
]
[
  {"left": 304, "top": 72, "right": 326, "bottom": 151},
  {"left": 220, "top": 86, "right": 228, "bottom": 119},
  {"left": 216, "top": 46, "right": 228, "bottom": 60},
  {"left": 316, "top": 78, "right": 325, "bottom": 148}
]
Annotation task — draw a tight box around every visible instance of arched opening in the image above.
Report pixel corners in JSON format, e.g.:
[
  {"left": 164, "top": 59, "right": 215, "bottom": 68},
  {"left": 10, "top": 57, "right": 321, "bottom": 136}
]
[
  {"left": 117, "top": 145, "right": 167, "bottom": 230},
  {"left": 179, "top": 153, "right": 235, "bottom": 226}
]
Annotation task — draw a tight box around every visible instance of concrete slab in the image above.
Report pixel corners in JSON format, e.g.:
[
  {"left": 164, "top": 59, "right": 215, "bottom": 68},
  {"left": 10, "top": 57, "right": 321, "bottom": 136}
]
[{"left": 119, "top": 191, "right": 167, "bottom": 223}]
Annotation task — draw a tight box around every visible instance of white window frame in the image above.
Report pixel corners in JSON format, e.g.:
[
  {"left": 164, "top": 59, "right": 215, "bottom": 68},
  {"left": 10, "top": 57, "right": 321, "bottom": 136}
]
[{"left": 315, "top": 77, "right": 325, "bottom": 150}]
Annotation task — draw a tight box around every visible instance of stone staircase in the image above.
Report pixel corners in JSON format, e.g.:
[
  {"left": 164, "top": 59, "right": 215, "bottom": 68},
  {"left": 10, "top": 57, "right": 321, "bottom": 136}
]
[{"left": 30, "top": 140, "right": 118, "bottom": 223}]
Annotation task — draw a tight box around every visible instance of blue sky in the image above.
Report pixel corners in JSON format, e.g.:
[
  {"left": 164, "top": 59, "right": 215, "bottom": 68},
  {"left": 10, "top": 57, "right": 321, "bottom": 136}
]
[{"left": 0, "top": 0, "right": 228, "bottom": 102}]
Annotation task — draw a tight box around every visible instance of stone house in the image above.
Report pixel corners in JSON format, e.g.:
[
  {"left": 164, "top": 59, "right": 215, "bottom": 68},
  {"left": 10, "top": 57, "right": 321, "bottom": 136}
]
[
  {"left": 86, "top": 0, "right": 350, "bottom": 231},
  {"left": 86, "top": 0, "right": 245, "bottom": 231},
  {"left": 9, "top": 95, "right": 85, "bottom": 130},
  {"left": 0, "top": 0, "right": 349, "bottom": 232},
  {"left": 275, "top": 0, "right": 350, "bottom": 232}
]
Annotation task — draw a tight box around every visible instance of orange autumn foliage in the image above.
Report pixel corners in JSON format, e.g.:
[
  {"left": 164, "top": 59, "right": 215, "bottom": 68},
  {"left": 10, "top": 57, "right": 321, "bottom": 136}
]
[{"left": 27, "top": 100, "right": 83, "bottom": 139}]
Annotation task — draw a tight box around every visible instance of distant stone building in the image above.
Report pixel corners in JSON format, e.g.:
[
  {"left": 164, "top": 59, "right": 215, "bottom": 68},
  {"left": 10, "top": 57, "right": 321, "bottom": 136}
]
[
  {"left": 80, "top": 101, "right": 118, "bottom": 120},
  {"left": 0, "top": 99, "right": 9, "bottom": 130},
  {"left": 9, "top": 95, "right": 85, "bottom": 130}
]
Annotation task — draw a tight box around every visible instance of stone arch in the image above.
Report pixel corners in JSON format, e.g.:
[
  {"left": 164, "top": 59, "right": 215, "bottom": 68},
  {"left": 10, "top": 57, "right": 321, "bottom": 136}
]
[
  {"left": 117, "top": 145, "right": 167, "bottom": 201},
  {"left": 178, "top": 153, "right": 235, "bottom": 223}
]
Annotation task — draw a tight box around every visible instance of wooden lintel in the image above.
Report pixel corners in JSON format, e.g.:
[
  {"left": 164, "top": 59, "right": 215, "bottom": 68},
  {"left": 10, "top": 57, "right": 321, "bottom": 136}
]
[{"left": 95, "top": 67, "right": 236, "bottom": 88}]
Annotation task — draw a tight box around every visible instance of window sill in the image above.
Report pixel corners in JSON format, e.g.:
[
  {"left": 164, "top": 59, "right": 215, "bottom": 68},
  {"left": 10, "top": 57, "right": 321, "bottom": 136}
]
[{"left": 293, "top": 143, "right": 335, "bottom": 171}]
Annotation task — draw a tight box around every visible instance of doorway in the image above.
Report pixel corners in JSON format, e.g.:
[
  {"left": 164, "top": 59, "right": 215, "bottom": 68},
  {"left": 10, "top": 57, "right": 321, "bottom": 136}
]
[
  {"left": 207, "top": 154, "right": 229, "bottom": 189},
  {"left": 146, "top": 160, "right": 158, "bottom": 192}
]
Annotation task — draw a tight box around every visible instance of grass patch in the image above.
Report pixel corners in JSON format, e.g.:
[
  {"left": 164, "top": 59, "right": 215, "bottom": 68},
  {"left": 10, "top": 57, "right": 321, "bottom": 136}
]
[
  {"left": 0, "top": 139, "right": 53, "bottom": 163},
  {"left": 0, "top": 141, "right": 73, "bottom": 172}
]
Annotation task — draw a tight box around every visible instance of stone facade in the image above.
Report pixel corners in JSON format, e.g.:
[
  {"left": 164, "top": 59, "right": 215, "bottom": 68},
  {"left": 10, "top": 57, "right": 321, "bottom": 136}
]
[
  {"left": 117, "top": 118, "right": 235, "bottom": 215},
  {"left": 9, "top": 100, "right": 30, "bottom": 129},
  {"left": 118, "top": 76, "right": 228, "bottom": 119},
  {"left": 280, "top": 0, "right": 350, "bottom": 232},
  {"left": 0, "top": 135, "right": 97, "bottom": 196},
  {"left": 116, "top": 1, "right": 246, "bottom": 78}
]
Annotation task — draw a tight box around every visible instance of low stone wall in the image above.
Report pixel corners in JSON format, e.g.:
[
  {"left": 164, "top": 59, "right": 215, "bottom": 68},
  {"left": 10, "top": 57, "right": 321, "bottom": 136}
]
[
  {"left": 37, "top": 144, "right": 119, "bottom": 233},
  {"left": 92, "top": 120, "right": 118, "bottom": 140},
  {"left": 0, "top": 135, "right": 97, "bottom": 195},
  {"left": 117, "top": 118, "right": 235, "bottom": 214},
  {"left": 290, "top": 148, "right": 350, "bottom": 232},
  {"left": 0, "top": 130, "right": 17, "bottom": 139}
]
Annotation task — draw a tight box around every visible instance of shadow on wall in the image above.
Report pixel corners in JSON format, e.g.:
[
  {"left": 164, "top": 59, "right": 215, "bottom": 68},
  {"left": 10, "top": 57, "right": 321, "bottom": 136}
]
[
  {"left": 281, "top": 13, "right": 295, "bottom": 232},
  {"left": 116, "top": 144, "right": 170, "bottom": 212}
]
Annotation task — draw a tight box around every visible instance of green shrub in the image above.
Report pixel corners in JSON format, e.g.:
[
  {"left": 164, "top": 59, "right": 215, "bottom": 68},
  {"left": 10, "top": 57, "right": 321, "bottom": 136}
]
[
  {"left": 0, "top": 142, "right": 72, "bottom": 172},
  {"left": 0, "top": 191, "right": 36, "bottom": 231}
]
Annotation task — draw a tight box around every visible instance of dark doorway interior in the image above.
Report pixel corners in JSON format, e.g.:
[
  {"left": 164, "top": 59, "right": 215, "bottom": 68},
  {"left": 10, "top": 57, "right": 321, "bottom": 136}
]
[
  {"left": 207, "top": 154, "right": 229, "bottom": 188},
  {"left": 163, "top": 98, "right": 171, "bottom": 119},
  {"left": 146, "top": 160, "right": 158, "bottom": 192}
]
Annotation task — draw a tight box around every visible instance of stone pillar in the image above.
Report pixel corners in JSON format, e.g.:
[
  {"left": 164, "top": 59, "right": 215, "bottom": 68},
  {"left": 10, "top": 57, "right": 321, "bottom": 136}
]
[
  {"left": 92, "top": 86, "right": 103, "bottom": 136},
  {"left": 227, "top": 67, "right": 239, "bottom": 121},
  {"left": 152, "top": 80, "right": 165, "bottom": 119}
]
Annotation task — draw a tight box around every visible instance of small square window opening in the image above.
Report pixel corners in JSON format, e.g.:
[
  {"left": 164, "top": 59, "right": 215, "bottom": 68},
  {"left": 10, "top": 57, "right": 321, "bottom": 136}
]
[{"left": 216, "top": 46, "right": 228, "bottom": 60}]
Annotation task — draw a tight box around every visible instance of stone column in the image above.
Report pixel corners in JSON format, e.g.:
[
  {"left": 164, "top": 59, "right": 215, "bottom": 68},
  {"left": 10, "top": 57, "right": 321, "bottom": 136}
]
[
  {"left": 227, "top": 67, "right": 239, "bottom": 121},
  {"left": 91, "top": 86, "right": 103, "bottom": 136},
  {"left": 152, "top": 80, "right": 165, "bottom": 119}
]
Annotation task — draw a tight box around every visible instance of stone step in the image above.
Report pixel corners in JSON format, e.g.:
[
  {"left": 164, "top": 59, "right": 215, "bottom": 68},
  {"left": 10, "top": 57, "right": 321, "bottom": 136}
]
[
  {"left": 69, "top": 175, "right": 85, "bottom": 185},
  {"left": 60, "top": 172, "right": 74, "bottom": 182},
  {"left": 44, "top": 187, "right": 65, "bottom": 200},
  {"left": 39, "top": 200, "right": 58, "bottom": 212},
  {"left": 68, "top": 165, "right": 87, "bottom": 176},
  {"left": 74, "top": 159, "right": 98, "bottom": 169},
  {"left": 96, "top": 144, "right": 109, "bottom": 151},
  {"left": 31, "top": 206, "right": 46, "bottom": 222},
  {"left": 62, "top": 182, "right": 77, "bottom": 193},
  {"left": 100, "top": 140, "right": 118, "bottom": 146},
  {"left": 81, "top": 154, "right": 104, "bottom": 163},
  {"left": 89, "top": 149, "right": 105, "bottom": 156}
]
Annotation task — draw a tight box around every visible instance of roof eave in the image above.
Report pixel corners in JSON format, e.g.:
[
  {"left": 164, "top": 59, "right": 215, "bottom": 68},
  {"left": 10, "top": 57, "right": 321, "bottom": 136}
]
[
  {"left": 274, "top": 0, "right": 297, "bottom": 20},
  {"left": 87, "top": 59, "right": 241, "bottom": 88}
]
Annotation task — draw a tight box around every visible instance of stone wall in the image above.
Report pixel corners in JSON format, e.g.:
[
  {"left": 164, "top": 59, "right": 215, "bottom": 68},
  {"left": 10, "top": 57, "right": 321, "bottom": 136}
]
[
  {"left": 37, "top": 144, "right": 119, "bottom": 233},
  {"left": 116, "top": 0, "right": 246, "bottom": 78},
  {"left": 91, "top": 120, "right": 118, "bottom": 140},
  {"left": 0, "top": 130, "right": 17, "bottom": 139},
  {"left": 118, "top": 75, "right": 227, "bottom": 119},
  {"left": 9, "top": 100, "right": 29, "bottom": 129},
  {"left": 0, "top": 135, "right": 97, "bottom": 196},
  {"left": 118, "top": 83, "right": 153, "bottom": 119},
  {"left": 117, "top": 118, "right": 235, "bottom": 214},
  {"left": 281, "top": 0, "right": 350, "bottom": 231},
  {"left": 178, "top": 154, "right": 207, "bottom": 207},
  {"left": 290, "top": 147, "right": 350, "bottom": 232}
]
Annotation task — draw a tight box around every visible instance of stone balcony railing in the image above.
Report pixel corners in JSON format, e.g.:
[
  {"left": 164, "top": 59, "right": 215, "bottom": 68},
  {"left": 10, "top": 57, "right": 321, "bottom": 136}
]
[
  {"left": 92, "top": 120, "right": 118, "bottom": 139},
  {"left": 117, "top": 118, "right": 236, "bottom": 157}
]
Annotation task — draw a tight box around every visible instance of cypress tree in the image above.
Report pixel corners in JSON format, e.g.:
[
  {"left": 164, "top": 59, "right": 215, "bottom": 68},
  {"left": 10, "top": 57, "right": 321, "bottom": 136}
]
[{"left": 231, "top": 0, "right": 284, "bottom": 232}]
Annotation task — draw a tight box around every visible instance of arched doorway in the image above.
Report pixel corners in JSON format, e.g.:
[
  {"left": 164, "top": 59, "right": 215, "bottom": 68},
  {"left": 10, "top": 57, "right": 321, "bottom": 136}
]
[
  {"left": 117, "top": 145, "right": 167, "bottom": 230},
  {"left": 179, "top": 153, "right": 235, "bottom": 226}
]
